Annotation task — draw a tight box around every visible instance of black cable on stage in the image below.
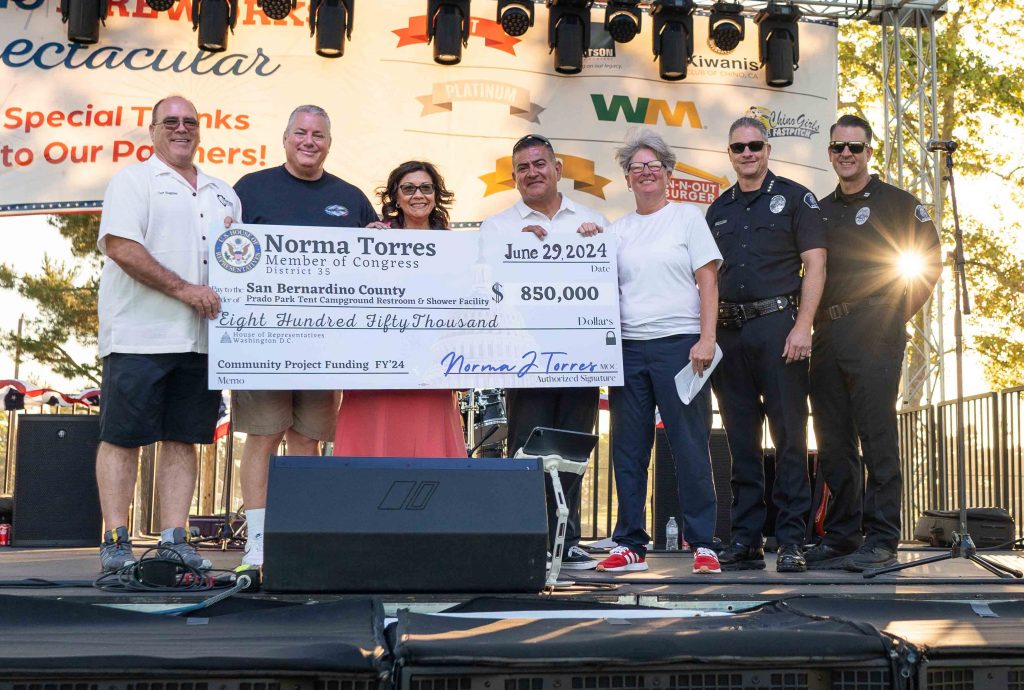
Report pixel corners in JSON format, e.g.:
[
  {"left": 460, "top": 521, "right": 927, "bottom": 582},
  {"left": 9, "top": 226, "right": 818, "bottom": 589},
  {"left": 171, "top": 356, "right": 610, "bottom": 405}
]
[
  {"left": 0, "top": 578, "right": 96, "bottom": 588},
  {"left": 93, "top": 544, "right": 238, "bottom": 593},
  {"left": 974, "top": 536, "right": 1024, "bottom": 552}
]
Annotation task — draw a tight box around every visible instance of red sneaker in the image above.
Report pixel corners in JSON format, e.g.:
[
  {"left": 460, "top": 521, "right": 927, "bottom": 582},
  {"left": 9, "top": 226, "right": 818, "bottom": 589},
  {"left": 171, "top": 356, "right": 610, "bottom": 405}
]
[
  {"left": 693, "top": 547, "right": 721, "bottom": 574},
  {"left": 596, "top": 546, "right": 648, "bottom": 572}
]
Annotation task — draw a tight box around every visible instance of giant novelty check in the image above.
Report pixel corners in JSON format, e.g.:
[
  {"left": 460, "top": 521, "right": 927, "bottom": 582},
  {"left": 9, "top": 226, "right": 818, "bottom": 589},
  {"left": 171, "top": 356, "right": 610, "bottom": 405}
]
[{"left": 208, "top": 224, "right": 623, "bottom": 390}]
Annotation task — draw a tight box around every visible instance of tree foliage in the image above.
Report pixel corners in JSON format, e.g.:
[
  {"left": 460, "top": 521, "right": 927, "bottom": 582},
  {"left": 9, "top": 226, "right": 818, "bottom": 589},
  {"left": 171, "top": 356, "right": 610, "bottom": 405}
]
[
  {"left": 0, "top": 214, "right": 102, "bottom": 385},
  {"left": 837, "top": 1, "right": 1024, "bottom": 391}
]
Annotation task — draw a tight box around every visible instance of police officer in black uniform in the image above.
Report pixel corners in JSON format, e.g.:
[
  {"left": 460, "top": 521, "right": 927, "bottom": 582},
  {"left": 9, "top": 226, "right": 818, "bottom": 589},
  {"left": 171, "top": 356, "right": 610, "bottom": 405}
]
[
  {"left": 707, "top": 117, "right": 827, "bottom": 572},
  {"left": 805, "top": 114, "right": 941, "bottom": 572}
]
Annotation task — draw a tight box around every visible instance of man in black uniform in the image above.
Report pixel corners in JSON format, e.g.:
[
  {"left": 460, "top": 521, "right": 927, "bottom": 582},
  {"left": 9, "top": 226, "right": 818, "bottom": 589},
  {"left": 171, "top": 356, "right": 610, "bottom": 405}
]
[
  {"left": 805, "top": 114, "right": 941, "bottom": 571},
  {"left": 707, "top": 116, "right": 827, "bottom": 573}
]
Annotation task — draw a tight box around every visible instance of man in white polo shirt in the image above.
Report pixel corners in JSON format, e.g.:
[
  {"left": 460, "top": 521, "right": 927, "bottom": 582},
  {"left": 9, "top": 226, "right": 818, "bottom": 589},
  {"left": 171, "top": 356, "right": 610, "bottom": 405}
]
[
  {"left": 94, "top": 95, "right": 241, "bottom": 573},
  {"left": 479, "top": 134, "right": 606, "bottom": 572}
]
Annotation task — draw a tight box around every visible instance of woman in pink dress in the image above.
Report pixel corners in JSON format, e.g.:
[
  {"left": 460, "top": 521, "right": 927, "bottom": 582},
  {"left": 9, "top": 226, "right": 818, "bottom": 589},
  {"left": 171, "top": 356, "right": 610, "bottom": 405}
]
[{"left": 333, "top": 161, "right": 466, "bottom": 458}]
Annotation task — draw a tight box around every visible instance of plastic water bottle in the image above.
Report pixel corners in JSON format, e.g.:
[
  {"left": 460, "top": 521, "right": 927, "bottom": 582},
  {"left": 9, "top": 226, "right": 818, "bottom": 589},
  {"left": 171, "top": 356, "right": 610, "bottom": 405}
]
[{"left": 665, "top": 517, "right": 679, "bottom": 551}]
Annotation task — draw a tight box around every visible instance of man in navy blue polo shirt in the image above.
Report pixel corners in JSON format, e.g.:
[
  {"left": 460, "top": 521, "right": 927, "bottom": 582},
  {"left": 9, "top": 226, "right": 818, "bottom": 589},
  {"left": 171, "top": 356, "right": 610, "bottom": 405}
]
[{"left": 232, "top": 104, "right": 377, "bottom": 568}]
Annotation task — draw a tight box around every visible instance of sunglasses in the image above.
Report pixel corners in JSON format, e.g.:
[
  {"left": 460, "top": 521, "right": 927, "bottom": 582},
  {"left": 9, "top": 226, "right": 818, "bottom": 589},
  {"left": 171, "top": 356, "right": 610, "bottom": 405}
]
[
  {"left": 398, "top": 182, "right": 435, "bottom": 196},
  {"left": 728, "top": 140, "right": 767, "bottom": 154},
  {"left": 513, "top": 134, "right": 554, "bottom": 154},
  {"left": 829, "top": 141, "right": 869, "bottom": 154},
  {"left": 155, "top": 117, "right": 200, "bottom": 131}
]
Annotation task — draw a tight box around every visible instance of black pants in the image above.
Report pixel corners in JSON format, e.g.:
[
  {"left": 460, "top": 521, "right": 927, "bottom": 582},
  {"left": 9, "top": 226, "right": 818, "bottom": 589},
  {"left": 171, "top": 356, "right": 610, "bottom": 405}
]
[
  {"left": 809, "top": 305, "right": 906, "bottom": 552},
  {"left": 506, "top": 387, "right": 599, "bottom": 550},
  {"left": 713, "top": 309, "right": 810, "bottom": 546}
]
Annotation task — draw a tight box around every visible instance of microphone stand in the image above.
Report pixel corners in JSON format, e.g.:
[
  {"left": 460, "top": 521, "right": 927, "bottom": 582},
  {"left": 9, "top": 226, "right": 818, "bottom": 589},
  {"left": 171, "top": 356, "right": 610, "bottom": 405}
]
[{"left": 866, "top": 144, "right": 1021, "bottom": 579}]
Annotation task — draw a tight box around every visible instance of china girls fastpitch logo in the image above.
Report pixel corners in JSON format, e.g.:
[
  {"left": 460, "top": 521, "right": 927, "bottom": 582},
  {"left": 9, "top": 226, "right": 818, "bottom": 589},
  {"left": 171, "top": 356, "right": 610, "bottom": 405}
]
[{"left": 215, "top": 229, "right": 262, "bottom": 273}]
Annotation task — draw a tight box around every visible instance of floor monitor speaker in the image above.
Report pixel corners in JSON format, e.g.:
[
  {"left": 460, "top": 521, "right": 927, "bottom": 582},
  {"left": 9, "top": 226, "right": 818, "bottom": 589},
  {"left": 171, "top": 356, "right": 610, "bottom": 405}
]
[{"left": 264, "top": 456, "right": 548, "bottom": 593}]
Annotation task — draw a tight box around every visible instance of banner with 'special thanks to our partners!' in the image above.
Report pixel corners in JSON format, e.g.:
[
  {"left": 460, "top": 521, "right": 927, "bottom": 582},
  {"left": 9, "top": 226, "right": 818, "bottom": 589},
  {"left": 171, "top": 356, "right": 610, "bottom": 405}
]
[{"left": 0, "top": 0, "right": 837, "bottom": 222}]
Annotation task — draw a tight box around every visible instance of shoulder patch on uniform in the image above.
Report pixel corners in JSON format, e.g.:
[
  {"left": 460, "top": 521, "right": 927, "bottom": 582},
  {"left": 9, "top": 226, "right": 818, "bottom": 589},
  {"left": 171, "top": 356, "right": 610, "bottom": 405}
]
[
  {"left": 855, "top": 207, "right": 871, "bottom": 225},
  {"left": 803, "top": 192, "right": 819, "bottom": 210},
  {"left": 770, "top": 194, "right": 786, "bottom": 214},
  {"left": 915, "top": 204, "right": 931, "bottom": 223}
]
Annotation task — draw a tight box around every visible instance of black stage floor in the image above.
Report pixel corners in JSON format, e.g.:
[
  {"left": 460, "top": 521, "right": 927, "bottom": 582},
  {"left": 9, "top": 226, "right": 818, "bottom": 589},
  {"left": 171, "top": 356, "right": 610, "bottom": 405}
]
[
  {"left": 3, "top": 542, "right": 1024, "bottom": 606},
  {"left": 4, "top": 544, "right": 1024, "bottom": 689}
]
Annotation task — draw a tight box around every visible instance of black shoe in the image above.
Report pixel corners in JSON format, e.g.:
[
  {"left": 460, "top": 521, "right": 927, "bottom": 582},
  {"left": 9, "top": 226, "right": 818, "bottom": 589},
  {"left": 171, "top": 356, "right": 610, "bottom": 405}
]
[
  {"left": 776, "top": 543, "right": 807, "bottom": 573},
  {"left": 717, "top": 541, "right": 766, "bottom": 571},
  {"left": 561, "top": 545, "right": 598, "bottom": 570},
  {"left": 843, "top": 545, "right": 898, "bottom": 572},
  {"left": 804, "top": 543, "right": 856, "bottom": 570}
]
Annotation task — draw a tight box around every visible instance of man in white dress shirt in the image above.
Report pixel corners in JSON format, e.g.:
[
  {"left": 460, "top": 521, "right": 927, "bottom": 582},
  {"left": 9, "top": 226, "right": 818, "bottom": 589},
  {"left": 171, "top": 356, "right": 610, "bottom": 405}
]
[
  {"left": 480, "top": 134, "right": 606, "bottom": 571},
  {"left": 94, "top": 95, "right": 241, "bottom": 573}
]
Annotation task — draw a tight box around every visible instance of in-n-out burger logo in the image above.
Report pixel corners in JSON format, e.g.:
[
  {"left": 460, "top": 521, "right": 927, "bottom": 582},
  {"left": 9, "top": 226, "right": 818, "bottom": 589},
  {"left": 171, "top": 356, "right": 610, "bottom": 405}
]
[
  {"left": 667, "top": 163, "right": 729, "bottom": 205},
  {"left": 749, "top": 106, "right": 821, "bottom": 140}
]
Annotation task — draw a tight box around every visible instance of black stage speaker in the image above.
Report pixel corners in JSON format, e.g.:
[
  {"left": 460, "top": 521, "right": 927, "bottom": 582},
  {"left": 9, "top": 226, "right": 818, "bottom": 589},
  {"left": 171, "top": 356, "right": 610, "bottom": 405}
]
[
  {"left": 14, "top": 414, "right": 102, "bottom": 547},
  {"left": 263, "top": 456, "right": 548, "bottom": 593},
  {"left": 653, "top": 427, "right": 732, "bottom": 547}
]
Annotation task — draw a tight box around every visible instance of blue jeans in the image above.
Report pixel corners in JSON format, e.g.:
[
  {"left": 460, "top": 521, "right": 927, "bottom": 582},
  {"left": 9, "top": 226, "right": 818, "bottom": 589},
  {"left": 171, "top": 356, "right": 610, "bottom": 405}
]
[{"left": 609, "top": 335, "right": 717, "bottom": 555}]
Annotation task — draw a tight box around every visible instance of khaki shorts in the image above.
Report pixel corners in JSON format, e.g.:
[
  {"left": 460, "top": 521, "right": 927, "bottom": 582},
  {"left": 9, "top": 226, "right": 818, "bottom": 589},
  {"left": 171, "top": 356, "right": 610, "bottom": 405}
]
[{"left": 232, "top": 390, "right": 341, "bottom": 441}]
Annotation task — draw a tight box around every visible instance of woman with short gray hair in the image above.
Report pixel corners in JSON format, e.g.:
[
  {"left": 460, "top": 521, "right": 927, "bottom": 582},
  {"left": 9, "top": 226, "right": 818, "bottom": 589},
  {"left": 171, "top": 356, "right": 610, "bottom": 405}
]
[{"left": 597, "top": 127, "right": 723, "bottom": 576}]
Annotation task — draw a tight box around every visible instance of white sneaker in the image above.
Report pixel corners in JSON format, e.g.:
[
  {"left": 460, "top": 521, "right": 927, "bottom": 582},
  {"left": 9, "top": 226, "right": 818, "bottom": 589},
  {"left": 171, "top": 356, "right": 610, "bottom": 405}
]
[{"left": 243, "top": 531, "right": 264, "bottom": 567}]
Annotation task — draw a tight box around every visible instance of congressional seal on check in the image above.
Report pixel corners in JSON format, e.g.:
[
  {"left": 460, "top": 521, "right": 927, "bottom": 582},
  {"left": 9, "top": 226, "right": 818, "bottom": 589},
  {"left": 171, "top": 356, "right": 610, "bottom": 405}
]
[{"left": 208, "top": 224, "right": 623, "bottom": 390}]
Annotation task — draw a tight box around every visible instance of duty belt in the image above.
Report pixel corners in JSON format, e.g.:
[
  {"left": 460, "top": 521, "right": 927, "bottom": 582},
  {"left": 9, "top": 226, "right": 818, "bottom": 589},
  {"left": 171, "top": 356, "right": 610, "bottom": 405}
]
[
  {"left": 819, "top": 294, "right": 893, "bottom": 323},
  {"left": 717, "top": 294, "right": 797, "bottom": 329}
]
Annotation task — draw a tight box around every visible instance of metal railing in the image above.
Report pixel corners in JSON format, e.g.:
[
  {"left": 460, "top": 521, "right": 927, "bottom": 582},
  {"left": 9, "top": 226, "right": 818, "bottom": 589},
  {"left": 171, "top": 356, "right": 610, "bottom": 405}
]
[
  {"left": 898, "top": 388, "right": 1023, "bottom": 541},
  {"left": 3, "top": 387, "right": 1023, "bottom": 544}
]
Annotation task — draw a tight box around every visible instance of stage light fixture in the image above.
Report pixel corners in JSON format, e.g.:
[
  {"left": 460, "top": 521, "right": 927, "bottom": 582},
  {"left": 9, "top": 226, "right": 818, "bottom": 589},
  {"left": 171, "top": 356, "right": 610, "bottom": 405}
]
[
  {"left": 497, "top": 0, "right": 533, "bottom": 37},
  {"left": 191, "top": 0, "right": 239, "bottom": 52},
  {"left": 309, "top": 0, "right": 354, "bottom": 57},
  {"left": 708, "top": 1, "right": 744, "bottom": 53},
  {"left": 427, "top": 0, "right": 471, "bottom": 65},
  {"left": 258, "top": 0, "right": 294, "bottom": 21},
  {"left": 547, "top": 0, "right": 593, "bottom": 75},
  {"left": 604, "top": 0, "right": 641, "bottom": 44},
  {"left": 60, "top": 0, "right": 108, "bottom": 45},
  {"left": 651, "top": 0, "right": 695, "bottom": 81},
  {"left": 145, "top": 0, "right": 175, "bottom": 11},
  {"left": 755, "top": 0, "right": 801, "bottom": 87}
]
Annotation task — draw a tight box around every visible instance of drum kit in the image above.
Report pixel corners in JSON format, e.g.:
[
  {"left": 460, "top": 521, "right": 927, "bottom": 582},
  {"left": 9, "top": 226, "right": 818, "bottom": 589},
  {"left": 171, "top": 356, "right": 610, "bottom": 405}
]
[{"left": 459, "top": 388, "right": 507, "bottom": 457}]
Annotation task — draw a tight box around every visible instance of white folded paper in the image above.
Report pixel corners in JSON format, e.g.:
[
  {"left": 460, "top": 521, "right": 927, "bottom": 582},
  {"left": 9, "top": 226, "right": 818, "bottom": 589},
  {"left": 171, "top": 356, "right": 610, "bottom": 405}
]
[{"left": 674, "top": 344, "right": 724, "bottom": 405}]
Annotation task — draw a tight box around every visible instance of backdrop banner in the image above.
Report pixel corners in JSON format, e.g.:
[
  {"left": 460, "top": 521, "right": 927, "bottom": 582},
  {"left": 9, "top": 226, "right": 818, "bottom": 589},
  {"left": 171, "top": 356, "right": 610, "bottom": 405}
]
[{"left": 0, "top": 1, "right": 837, "bottom": 221}]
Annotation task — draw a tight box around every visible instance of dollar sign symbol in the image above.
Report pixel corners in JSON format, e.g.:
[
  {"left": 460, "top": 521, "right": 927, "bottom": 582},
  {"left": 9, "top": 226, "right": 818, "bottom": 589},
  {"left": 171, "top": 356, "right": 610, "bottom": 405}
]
[{"left": 491, "top": 282, "right": 504, "bottom": 304}]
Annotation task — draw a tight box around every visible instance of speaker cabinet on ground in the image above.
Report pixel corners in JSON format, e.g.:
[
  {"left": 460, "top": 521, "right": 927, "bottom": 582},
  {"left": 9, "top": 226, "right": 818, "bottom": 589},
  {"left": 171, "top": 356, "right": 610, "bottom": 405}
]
[
  {"left": 14, "top": 414, "right": 102, "bottom": 547},
  {"left": 653, "top": 427, "right": 732, "bottom": 547},
  {"left": 263, "top": 456, "right": 548, "bottom": 593}
]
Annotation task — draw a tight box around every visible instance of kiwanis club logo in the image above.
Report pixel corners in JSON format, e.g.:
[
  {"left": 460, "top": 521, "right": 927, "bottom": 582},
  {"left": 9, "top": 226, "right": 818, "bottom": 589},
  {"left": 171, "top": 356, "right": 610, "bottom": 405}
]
[{"left": 215, "top": 229, "right": 261, "bottom": 273}]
